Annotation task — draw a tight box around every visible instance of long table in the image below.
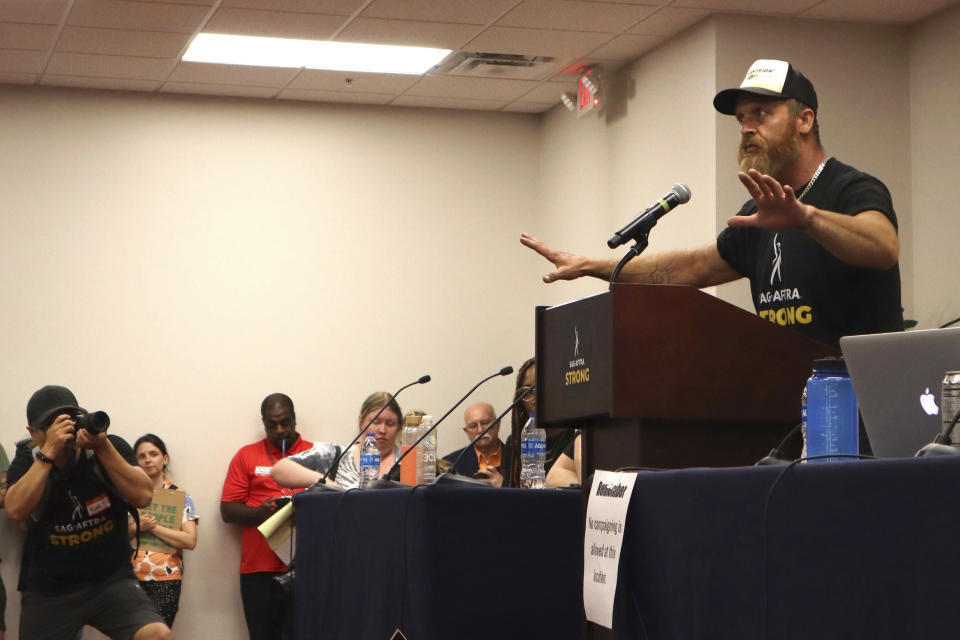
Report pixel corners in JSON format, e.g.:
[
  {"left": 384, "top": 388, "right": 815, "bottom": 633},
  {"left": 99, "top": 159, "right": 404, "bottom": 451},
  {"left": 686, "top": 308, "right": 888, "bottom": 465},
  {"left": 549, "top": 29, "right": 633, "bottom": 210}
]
[
  {"left": 608, "top": 456, "right": 960, "bottom": 639},
  {"left": 293, "top": 484, "right": 582, "bottom": 640}
]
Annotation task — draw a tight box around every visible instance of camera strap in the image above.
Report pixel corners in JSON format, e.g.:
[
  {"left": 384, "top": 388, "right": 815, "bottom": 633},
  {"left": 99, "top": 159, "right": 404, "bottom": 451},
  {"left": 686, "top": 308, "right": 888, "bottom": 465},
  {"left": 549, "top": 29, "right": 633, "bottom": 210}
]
[
  {"left": 28, "top": 448, "right": 138, "bottom": 537},
  {"left": 83, "top": 449, "right": 143, "bottom": 558},
  {"left": 87, "top": 450, "right": 142, "bottom": 557}
]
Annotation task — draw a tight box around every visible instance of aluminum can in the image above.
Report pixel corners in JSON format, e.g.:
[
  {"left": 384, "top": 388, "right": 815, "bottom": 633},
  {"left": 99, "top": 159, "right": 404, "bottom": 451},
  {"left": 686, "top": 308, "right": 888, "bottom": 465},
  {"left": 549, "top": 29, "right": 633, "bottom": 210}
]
[{"left": 941, "top": 371, "right": 960, "bottom": 444}]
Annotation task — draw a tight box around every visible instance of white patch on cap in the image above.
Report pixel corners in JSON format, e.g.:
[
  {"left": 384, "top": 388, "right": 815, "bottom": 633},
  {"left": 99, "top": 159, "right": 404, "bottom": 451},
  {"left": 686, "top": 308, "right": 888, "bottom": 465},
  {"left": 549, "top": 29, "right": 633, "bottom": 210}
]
[{"left": 740, "top": 59, "right": 789, "bottom": 93}]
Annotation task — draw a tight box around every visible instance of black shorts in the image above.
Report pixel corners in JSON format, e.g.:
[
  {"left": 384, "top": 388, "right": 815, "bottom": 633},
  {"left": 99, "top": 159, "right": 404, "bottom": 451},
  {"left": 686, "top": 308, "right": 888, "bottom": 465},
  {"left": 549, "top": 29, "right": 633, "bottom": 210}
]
[{"left": 21, "top": 573, "right": 165, "bottom": 640}]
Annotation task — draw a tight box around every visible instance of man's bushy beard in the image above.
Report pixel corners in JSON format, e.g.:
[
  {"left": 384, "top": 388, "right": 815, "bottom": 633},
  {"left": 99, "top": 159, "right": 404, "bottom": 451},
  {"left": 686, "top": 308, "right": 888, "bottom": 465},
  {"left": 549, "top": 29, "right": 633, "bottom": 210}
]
[{"left": 738, "top": 119, "right": 801, "bottom": 180}]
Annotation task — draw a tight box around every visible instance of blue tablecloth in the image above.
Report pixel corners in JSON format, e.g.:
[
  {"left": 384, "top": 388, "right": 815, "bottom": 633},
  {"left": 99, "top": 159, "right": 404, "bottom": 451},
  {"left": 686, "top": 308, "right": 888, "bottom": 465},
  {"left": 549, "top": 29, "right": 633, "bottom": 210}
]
[
  {"left": 294, "top": 484, "right": 582, "bottom": 640},
  {"left": 611, "top": 456, "right": 960, "bottom": 639}
]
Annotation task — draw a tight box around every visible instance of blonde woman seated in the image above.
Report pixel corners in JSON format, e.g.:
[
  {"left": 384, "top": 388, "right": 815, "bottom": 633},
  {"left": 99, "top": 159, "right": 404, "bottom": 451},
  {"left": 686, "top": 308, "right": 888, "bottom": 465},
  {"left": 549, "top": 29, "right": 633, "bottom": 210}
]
[{"left": 273, "top": 392, "right": 402, "bottom": 489}]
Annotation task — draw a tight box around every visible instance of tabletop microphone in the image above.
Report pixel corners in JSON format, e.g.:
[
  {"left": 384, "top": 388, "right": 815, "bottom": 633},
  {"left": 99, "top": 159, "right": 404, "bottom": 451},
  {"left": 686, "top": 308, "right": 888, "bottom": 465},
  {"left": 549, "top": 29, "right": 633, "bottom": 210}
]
[
  {"left": 608, "top": 183, "right": 691, "bottom": 249},
  {"left": 916, "top": 405, "right": 960, "bottom": 457},
  {"left": 374, "top": 365, "right": 514, "bottom": 489},
  {"left": 434, "top": 384, "right": 535, "bottom": 486},
  {"left": 755, "top": 423, "right": 802, "bottom": 466},
  {"left": 310, "top": 374, "right": 431, "bottom": 491}
]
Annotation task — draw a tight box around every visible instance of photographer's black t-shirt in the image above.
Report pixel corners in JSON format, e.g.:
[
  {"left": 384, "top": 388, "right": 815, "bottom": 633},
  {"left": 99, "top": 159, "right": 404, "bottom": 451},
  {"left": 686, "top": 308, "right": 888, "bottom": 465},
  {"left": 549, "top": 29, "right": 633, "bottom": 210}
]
[
  {"left": 716, "top": 158, "right": 903, "bottom": 346},
  {"left": 7, "top": 435, "right": 138, "bottom": 595}
]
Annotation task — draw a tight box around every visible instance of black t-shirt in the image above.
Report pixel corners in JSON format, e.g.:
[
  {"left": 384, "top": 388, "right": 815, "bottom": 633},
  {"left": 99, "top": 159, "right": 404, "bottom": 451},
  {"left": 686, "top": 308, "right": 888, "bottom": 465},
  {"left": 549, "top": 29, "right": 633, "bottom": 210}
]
[
  {"left": 716, "top": 158, "right": 903, "bottom": 346},
  {"left": 6, "top": 435, "right": 138, "bottom": 595},
  {"left": 563, "top": 431, "right": 581, "bottom": 459}
]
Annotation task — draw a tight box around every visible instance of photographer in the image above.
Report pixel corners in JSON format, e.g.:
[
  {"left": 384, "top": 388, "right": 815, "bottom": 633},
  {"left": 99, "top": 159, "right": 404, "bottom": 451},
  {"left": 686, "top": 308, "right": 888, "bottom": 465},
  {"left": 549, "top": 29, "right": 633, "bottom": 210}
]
[{"left": 5, "top": 385, "right": 172, "bottom": 640}]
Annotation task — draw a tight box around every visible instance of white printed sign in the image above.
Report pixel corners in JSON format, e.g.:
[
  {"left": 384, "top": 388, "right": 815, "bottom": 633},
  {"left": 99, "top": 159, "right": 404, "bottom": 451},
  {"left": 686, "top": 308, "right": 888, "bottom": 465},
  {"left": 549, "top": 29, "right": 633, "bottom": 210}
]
[{"left": 583, "top": 470, "right": 638, "bottom": 629}]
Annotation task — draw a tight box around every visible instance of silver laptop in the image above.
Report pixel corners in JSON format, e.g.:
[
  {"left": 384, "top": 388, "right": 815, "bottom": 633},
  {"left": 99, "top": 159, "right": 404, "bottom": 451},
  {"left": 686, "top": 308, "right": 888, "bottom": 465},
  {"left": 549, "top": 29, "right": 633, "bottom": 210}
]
[{"left": 839, "top": 327, "right": 960, "bottom": 458}]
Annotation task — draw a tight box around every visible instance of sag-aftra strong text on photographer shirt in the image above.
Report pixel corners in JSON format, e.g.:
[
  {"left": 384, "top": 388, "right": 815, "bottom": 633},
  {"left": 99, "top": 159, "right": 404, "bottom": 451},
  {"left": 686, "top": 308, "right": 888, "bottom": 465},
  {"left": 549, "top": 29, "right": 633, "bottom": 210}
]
[{"left": 7, "top": 435, "right": 137, "bottom": 595}]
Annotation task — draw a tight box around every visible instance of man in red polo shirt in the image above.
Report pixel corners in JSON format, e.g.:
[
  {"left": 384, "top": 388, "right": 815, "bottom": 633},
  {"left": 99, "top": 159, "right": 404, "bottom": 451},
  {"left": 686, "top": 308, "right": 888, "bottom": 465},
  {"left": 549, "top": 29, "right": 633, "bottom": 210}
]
[{"left": 221, "top": 393, "right": 312, "bottom": 640}]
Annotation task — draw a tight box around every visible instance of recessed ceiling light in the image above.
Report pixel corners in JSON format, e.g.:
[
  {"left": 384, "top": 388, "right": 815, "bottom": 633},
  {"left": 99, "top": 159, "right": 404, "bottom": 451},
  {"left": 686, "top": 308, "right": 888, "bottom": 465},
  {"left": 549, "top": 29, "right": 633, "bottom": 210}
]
[{"left": 183, "top": 33, "right": 452, "bottom": 75}]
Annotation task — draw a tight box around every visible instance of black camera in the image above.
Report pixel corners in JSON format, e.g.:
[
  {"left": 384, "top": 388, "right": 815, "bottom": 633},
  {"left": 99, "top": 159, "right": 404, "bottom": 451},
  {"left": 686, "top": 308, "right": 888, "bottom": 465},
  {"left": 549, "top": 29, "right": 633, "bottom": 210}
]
[
  {"left": 273, "top": 566, "right": 295, "bottom": 594},
  {"left": 74, "top": 410, "right": 110, "bottom": 435}
]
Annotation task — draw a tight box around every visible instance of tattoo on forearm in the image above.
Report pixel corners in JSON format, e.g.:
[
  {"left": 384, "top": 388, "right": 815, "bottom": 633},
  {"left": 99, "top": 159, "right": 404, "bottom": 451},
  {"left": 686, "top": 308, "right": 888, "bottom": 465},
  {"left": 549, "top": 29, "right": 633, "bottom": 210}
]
[{"left": 644, "top": 259, "right": 676, "bottom": 284}]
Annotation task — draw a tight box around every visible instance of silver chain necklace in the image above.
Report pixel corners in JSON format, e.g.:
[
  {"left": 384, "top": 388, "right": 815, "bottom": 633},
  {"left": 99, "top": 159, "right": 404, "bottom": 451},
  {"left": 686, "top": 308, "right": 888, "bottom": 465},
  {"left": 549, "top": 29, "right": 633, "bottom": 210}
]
[{"left": 796, "top": 157, "right": 829, "bottom": 202}]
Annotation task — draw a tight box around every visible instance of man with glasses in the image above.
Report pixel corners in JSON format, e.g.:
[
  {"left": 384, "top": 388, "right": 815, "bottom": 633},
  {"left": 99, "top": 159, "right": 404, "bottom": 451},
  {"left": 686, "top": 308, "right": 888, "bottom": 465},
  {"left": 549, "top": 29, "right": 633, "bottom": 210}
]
[
  {"left": 521, "top": 59, "right": 902, "bottom": 349},
  {"left": 442, "top": 402, "right": 509, "bottom": 487}
]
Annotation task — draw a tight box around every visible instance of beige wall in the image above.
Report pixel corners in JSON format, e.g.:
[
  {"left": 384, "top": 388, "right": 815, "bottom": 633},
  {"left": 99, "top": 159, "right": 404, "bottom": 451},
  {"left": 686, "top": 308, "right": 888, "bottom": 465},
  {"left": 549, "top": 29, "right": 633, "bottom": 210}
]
[
  {"left": 909, "top": 2, "right": 960, "bottom": 328},
  {"left": 535, "top": 18, "right": 720, "bottom": 309},
  {"left": 0, "top": 87, "right": 542, "bottom": 639},
  {"left": 0, "top": 6, "right": 958, "bottom": 638}
]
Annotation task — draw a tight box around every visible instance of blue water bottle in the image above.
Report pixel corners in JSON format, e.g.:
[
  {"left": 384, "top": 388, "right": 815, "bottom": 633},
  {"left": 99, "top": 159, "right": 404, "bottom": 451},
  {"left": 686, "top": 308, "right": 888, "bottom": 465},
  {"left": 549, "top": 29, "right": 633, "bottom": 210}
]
[{"left": 804, "top": 357, "right": 858, "bottom": 463}]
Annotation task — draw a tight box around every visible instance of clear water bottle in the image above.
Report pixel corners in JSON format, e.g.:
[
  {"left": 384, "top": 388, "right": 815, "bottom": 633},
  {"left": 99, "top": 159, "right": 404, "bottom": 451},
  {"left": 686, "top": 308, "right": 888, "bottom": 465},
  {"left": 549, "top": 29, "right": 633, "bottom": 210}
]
[
  {"left": 359, "top": 432, "right": 380, "bottom": 488},
  {"left": 805, "top": 358, "right": 858, "bottom": 463},
  {"left": 520, "top": 412, "right": 546, "bottom": 488},
  {"left": 420, "top": 415, "right": 436, "bottom": 484},
  {"left": 800, "top": 385, "right": 808, "bottom": 461}
]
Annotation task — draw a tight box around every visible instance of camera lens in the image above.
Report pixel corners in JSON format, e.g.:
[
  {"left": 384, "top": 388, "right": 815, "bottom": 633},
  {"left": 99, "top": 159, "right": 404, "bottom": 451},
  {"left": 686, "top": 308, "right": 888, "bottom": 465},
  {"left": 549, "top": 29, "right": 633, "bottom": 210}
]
[{"left": 77, "top": 411, "right": 110, "bottom": 435}]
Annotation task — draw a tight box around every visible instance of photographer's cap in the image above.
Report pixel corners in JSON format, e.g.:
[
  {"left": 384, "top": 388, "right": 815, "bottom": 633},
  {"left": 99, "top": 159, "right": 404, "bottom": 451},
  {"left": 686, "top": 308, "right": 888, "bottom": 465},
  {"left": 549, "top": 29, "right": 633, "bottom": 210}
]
[
  {"left": 713, "top": 59, "right": 818, "bottom": 115},
  {"left": 27, "top": 385, "right": 79, "bottom": 427}
]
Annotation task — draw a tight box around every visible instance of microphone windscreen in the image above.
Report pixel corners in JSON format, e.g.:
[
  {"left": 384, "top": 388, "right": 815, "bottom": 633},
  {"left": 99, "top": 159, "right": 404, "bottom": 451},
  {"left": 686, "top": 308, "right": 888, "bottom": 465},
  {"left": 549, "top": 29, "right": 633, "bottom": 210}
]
[
  {"left": 499, "top": 366, "right": 514, "bottom": 376},
  {"left": 672, "top": 183, "right": 692, "bottom": 204},
  {"left": 418, "top": 374, "right": 432, "bottom": 384}
]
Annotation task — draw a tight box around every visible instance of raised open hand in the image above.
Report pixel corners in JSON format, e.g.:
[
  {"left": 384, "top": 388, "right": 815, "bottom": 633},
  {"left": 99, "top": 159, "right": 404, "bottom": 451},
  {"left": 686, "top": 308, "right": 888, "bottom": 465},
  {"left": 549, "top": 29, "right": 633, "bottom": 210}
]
[{"left": 727, "top": 169, "right": 813, "bottom": 230}]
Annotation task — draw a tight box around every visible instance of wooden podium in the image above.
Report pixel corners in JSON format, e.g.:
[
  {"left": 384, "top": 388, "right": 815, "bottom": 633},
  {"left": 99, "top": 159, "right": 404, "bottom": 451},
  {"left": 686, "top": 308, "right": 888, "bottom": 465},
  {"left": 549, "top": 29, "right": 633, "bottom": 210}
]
[
  {"left": 536, "top": 283, "right": 837, "bottom": 473},
  {"left": 535, "top": 284, "right": 837, "bottom": 638}
]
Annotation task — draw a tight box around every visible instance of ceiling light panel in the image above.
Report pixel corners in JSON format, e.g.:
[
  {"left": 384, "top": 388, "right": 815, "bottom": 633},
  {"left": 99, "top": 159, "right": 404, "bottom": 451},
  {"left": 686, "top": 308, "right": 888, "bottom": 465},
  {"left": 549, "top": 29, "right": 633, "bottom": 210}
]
[{"left": 183, "top": 33, "right": 452, "bottom": 74}]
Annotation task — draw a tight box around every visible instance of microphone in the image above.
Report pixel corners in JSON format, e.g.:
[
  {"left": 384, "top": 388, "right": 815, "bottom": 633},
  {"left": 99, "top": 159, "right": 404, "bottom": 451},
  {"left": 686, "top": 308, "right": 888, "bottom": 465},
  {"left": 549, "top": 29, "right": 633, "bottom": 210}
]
[
  {"left": 607, "top": 183, "right": 691, "bottom": 249},
  {"left": 373, "top": 366, "right": 514, "bottom": 489},
  {"left": 309, "top": 374, "right": 431, "bottom": 491},
  {"left": 754, "top": 423, "right": 802, "bottom": 466},
  {"left": 916, "top": 405, "right": 960, "bottom": 457},
  {"left": 434, "top": 384, "right": 535, "bottom": 486}
]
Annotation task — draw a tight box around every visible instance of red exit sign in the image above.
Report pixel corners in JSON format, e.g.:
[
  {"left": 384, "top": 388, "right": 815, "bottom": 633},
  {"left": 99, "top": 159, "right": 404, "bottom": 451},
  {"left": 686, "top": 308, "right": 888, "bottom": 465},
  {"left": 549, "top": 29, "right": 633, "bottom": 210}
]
[{"left": 577, "top": 70, "right": 600, "bottom": 116}]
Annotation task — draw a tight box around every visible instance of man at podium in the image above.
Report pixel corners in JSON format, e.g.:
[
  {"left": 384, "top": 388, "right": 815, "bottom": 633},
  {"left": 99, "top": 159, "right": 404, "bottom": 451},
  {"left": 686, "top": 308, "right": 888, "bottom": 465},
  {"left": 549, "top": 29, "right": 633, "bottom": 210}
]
[{"left": 521, "top": 59, "right": 902, "bottom": 348}]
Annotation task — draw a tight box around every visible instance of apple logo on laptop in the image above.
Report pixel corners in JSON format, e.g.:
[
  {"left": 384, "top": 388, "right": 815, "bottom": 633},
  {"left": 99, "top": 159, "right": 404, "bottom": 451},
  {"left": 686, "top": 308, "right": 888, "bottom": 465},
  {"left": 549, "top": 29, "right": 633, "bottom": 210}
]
[{"left": 920, "top": 388, "right": 940, "bottom": 416}]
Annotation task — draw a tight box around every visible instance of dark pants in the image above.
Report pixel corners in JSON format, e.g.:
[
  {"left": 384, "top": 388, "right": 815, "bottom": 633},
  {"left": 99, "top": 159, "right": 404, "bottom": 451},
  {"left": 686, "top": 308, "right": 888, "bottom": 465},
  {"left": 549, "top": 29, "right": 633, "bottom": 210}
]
[
  {"left": 139, "top": 580, "right": 181, "bottom": 628},
  {"left": 240, "top": 572, "right": 292, "bottom": 640},
  {"left": 0, "top": 572, "right": 6, "bottom": 632}
]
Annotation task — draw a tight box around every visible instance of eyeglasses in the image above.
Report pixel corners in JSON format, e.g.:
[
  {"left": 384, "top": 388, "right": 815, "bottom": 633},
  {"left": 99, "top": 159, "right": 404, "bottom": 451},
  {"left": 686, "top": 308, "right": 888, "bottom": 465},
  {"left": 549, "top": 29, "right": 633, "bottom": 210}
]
[
  {"left": 515, "top": 385, "right": 535, "bottom": 399},
  {"left": 465, "top": 419, "right": 496, "bottom": 431}
]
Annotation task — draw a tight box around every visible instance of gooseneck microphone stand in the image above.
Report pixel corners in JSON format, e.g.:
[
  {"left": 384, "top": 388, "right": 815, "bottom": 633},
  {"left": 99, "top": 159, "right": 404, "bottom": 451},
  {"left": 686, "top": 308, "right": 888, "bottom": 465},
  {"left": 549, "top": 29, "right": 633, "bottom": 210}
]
[
  {"left": 609, "top": 237, "right": 649, "bottom": 287},
  {"left": 433, "top": 385, "right": 534, "bottom": 486},
  {"left": 607, "top": 184, "right": 690, "bottom": 287},
  {"left": 754, "top": 423, "right": 803, "bottom": 466},
  {"left": 372, "top": 366, "right": 514, "bottom": 489},
  {"left": 307, "top": 374, "right": 431, "bottom": 492},
  {"left": 916, "top": 405, "right": 960, "bottom": 457}
]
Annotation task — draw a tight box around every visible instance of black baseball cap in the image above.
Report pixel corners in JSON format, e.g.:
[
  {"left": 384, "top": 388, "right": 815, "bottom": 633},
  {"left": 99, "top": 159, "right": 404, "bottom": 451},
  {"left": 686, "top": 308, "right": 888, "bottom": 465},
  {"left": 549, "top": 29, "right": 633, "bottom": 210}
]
[
  {"left": 27, "top": 385, "right": 80, "bottom": 428},
  {"left": 713, "top": 59, "right": 818, "bottom": 115}
]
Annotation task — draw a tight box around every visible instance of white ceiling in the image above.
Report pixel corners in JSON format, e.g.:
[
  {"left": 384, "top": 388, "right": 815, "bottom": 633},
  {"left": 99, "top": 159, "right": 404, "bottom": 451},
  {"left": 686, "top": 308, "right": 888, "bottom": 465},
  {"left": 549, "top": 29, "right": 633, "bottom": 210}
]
[{"left": 0, "top": 0, "right": 956, "bottom": 112}]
